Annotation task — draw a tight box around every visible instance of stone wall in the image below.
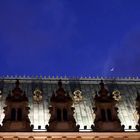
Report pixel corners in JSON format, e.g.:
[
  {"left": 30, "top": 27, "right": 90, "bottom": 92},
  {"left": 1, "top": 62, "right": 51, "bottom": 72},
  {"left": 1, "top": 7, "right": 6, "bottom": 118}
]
[
  {"left": 1, "top": 78, "right": 140, "bottom": 130},
  {"left": 0, "top": 132, "right": 140, "bottom": 140}
]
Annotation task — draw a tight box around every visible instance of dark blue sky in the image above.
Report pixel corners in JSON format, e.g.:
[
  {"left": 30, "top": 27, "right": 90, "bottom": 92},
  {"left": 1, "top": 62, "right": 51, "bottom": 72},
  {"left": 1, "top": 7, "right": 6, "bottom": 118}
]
[{"left": 0, "top": 0, "right": 140, "bottom": 77}]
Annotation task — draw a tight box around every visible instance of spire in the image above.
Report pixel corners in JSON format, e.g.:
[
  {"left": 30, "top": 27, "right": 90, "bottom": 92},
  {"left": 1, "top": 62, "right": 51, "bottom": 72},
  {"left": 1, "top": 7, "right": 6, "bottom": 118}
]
[
  {"left": 98, "top": 80, "right": 108, "bottom": 97},
  {"left": 95, "top": 90, "right": 98, "bottom": 98},
  {"left": 50, "top": 91, "right": 56, "bottom": 101},
  {"left": 100, "top": 80, "right": 104, "bottom": 89},
  {"left": 56, "top": 79, "right": 65, "bottom": 96},
  {"left": 136, "top": 91, "right": 140, "bottom": 101},
  {"left": 92, "top": 80, "right": 124, "bottom": 132},
  {"left": 58, "top": 79, "right": 62, "bottom": 88},
  {"left": 0, "top": 79, "right": 32, "bottom": 131},
  {"left": 15, "top": 79, "right": 20, "bottom": 88},
  {"left": 12, "top": 79, "right": 23, "bottom": 97},
  {"left": 48, "top": 81, "right": 78, "bottom": 131}
]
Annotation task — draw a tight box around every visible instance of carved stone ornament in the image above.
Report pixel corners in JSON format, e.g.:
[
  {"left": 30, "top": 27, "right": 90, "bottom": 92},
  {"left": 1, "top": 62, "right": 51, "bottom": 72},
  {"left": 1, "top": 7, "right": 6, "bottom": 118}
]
[
  {"left": 112, "top": 90, "right": 121, "bottom": 101},
  {"left": 73, "top": 90, "right": 83, "bottom": 103},
  {"left": 33, "top": 89, "right": 43, "bottom": 103}
]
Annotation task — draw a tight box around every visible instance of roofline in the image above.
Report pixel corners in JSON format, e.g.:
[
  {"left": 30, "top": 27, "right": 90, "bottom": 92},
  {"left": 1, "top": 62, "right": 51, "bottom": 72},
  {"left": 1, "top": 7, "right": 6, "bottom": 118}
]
[{"left": 0, "top": 75, "right": 140, "bottom": 84}]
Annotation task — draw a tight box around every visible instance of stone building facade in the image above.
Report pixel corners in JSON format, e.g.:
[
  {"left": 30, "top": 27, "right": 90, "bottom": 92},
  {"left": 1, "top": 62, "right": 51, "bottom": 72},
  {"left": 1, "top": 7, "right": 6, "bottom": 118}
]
[{"left": 0, "top": 76, "right": 140, "bottom": 138}]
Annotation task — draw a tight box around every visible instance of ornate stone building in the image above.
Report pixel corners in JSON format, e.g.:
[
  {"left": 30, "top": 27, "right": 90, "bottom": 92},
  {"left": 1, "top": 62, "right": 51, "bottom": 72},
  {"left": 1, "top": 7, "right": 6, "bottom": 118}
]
[
  {"left": 47, "top": 80, "right": 79, "bottom": 131},
  {"left": 0, "top": 76, "right": 140, "bottom": 139},
  {"left": 0, "top": 80, "right": 32, "bottom": 131},
  {"left": 92, "top": 80, "right": 124, "bottom": 131}
]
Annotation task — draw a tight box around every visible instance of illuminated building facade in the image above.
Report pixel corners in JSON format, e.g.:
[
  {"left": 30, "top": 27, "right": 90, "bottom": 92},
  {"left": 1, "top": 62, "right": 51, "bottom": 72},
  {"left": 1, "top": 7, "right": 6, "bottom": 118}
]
[{"left": 0, "top": 76, "right": 140, "bottom": 139}]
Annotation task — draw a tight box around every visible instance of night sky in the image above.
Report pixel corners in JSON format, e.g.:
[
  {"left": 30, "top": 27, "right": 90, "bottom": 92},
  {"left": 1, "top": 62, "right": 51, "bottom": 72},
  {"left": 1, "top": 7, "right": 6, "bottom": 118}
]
[{"left": 0, "top": 0, "right": 140, "bottom": 77}]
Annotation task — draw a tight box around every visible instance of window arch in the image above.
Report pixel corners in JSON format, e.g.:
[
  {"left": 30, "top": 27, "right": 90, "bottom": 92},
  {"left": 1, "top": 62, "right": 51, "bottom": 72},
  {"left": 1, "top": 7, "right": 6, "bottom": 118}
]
[
  {"left": 11, "top": 108, "right": 16, "bottom": 121},
  {"left": 107, "top": 109, "right": 112, "bottom": 121},
  {"left": 17, "top": 108, "right": 22, "bottom": 121},
  {"left": 63, "top": 108, "right": 68, "bottom": 121},
  {"left": 101, "top": 109, "right": 106, "bottom": 121},
  {"left": 57, "top": 108, "right": 61, "bottom": 121}
]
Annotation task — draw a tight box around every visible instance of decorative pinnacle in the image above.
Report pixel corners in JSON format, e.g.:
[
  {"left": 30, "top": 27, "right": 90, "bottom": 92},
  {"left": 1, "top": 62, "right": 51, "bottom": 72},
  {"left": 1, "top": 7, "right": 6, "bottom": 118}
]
[
  {"left": 58, "top": 79, "right": 62, "bottom": 88},
  {"left": 11, "top": 79, "right": 23, "bottom": 97},
  {"left": 136, "top": 90, "right": 140, "bottom": 101},
  {"left": 137, "top": 90, "right": 140, "bottom": 95},
  {"left": 99, "top": 79, "right": 104, "bottom": 89},
  {"left": 99, "top": 79, "right": 108, "bottom": 97},
  {"left": 15, "top": 79, "right": 20, "bottom": 88}
]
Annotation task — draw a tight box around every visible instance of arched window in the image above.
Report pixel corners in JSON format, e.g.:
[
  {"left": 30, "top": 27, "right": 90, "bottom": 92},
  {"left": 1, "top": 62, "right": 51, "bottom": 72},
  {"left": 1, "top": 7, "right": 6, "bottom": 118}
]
[
  {"left": 57, "top": 109, "right": 61, "bottom": 121},
  {"left": 107, "top": 109, "right": 112, "bottom": 121},
  {"left": 11, "top": 108, "right": 16, "bottom": 121},
  {"left": 17, "top": 108, "right": 22, "bottom": 121},
  {"left": 63, "top": 108, "right": 68, "bottom": 121},
  {"left": 101, "top": 109, "right": 106, "bottom": 121}
]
